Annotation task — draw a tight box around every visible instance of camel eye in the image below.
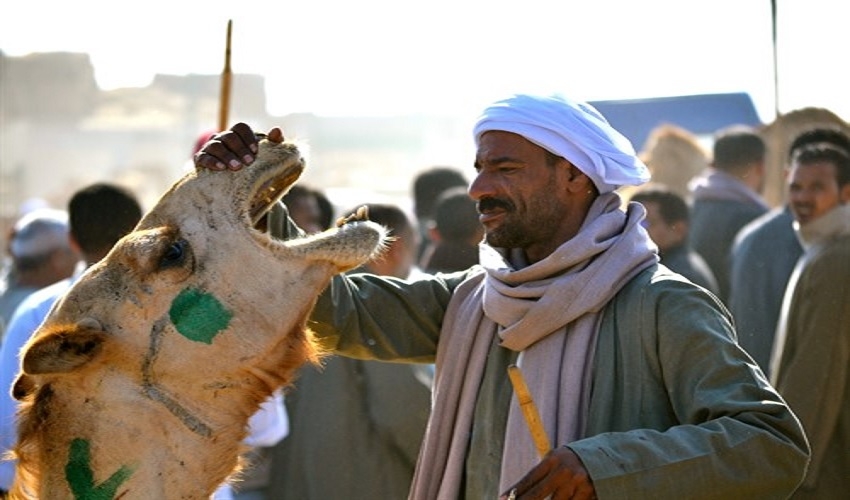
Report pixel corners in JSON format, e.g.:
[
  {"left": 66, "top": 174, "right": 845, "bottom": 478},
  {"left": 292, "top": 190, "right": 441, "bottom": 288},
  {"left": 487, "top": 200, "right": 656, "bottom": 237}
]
[{"left": 161, "top": 239, "right": 187, "bottom": 267}]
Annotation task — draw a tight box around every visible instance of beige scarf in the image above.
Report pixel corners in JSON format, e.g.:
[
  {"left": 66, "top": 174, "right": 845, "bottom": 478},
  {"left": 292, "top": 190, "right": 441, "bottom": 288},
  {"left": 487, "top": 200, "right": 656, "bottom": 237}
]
[{"left": 410, "top": 193, "right": 657, "bottom": 499}]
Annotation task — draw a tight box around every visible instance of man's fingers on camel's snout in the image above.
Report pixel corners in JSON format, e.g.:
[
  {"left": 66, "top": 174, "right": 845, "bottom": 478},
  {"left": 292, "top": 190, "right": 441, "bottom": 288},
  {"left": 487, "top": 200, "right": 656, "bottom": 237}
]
[
  {"left": 216, "top": 133, "right": 254, "bottom": 169},
  {"left": 230, "top": 122, "right": 260, "bottom": 153},
  {"left": 199, "top": 142, "right": 243, "bottom": 171},
  {"left": 194, "top": 151, "right": 227, "bottom": 171}
]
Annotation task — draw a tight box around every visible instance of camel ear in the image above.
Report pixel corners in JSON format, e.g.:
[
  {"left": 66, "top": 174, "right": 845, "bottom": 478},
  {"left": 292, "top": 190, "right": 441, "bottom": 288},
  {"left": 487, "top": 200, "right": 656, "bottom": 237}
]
[
  {"left": 12, "top": 373, "right": 36, "bottom": 400},
  {"left": 22, "top": 324, "right": 106, "bottom": 375}
]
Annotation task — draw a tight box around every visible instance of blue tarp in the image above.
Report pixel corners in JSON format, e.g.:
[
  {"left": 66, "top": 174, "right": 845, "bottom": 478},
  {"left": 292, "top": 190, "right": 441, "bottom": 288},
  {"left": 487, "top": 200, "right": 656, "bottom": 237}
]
[{"left": 589, "top": 92, "right": 762, "bottom": 150}]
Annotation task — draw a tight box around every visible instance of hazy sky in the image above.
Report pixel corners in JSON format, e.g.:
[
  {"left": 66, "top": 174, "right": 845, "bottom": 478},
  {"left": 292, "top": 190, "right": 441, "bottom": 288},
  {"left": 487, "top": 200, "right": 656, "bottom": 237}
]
[{"left": 2, "top": 0, "right": 848, "bottom": 123}]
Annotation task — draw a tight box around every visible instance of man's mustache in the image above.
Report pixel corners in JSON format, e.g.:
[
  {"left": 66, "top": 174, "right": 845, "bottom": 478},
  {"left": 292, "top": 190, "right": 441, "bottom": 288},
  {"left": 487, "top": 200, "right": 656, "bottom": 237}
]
[{"left": 477, "top": 197, "right": 514, "bottom": 213}]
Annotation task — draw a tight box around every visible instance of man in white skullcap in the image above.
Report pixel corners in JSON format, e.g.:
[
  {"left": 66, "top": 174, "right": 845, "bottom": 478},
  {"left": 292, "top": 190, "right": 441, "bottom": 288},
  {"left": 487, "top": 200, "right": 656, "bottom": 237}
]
[
  {"left": 196, "top": 93, "right": 809, "bottom": 499},
  {"left": 0, "top": 209, "right": 80, "bottom": 330}
]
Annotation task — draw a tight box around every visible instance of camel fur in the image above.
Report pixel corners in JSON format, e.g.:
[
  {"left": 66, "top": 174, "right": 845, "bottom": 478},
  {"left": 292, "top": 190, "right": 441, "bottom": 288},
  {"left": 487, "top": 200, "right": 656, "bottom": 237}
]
[
  {"left": 639, "top": 124, "right": 709, "bottom": 200},
  {"left": 7, "top": 135, "right": 387, "bottom": 499}
]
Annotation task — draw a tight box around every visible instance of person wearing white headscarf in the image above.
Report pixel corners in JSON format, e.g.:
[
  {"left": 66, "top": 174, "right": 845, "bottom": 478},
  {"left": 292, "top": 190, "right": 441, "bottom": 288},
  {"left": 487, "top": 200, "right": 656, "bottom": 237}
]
[
  {"left": 196, "top": 93, "right": 809, "bottom": 500},
  {"left": 471, "top": 93, "right": 650, "bottom": 193}
]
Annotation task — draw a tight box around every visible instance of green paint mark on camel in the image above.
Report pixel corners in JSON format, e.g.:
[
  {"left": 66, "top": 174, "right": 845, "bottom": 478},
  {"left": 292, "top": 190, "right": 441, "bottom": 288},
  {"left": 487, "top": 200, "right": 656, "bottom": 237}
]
[
  {"left": 169, "top": 287, "right": 232, "bottom": 344},
  {"left": 66, "top": 438, "right": 134, "bottom": 500}
]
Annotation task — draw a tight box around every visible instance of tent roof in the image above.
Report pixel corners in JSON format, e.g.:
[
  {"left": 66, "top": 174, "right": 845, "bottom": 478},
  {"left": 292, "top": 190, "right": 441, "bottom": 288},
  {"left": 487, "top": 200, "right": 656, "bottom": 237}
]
[{"left": 589, "top": 92, "right": 762, "bottom": 151}]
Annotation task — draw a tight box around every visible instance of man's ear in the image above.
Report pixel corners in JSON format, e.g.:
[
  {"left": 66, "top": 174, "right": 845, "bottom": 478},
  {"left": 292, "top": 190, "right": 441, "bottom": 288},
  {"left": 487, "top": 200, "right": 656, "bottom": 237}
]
[
  {"left": 840, "top": 183, "right": 850, "bottom": 204},
  {"left": 427, "top": 224, "right": 443, "bottom": 244},
  {"left": 561, "top": 161, "right": 596, "bottom": 195},
  {"left": 68, "top": 233, "right": 82, "bottom": 254},
  {"left": 671, "top": 221, "right": 689, "bottom": 240},
  {"left": 21, "top": 323, "right": 106, "bottom": 375}
]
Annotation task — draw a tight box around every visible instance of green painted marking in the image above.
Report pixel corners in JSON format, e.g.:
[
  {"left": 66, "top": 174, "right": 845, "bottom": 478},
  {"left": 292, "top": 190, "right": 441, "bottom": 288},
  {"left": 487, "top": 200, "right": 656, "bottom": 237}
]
[
  {"left": 65, "top": 438, "right": 134, "bottom": 500},
  {"left": 169, "top": 287, "right": 232, "bottom": 344}
]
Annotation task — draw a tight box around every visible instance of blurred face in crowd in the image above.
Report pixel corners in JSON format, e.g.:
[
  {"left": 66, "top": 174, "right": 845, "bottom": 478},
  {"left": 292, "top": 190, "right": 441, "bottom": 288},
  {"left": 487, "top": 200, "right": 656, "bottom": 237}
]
[
  {"left": 288, "top": 195, "right": 324, "bottom": 234},
  {"left": 787, "top": 159, "right": 850, "bottom": 225},
  {"left": 640, "top": 201, "right": 686, "bottom": 252}
]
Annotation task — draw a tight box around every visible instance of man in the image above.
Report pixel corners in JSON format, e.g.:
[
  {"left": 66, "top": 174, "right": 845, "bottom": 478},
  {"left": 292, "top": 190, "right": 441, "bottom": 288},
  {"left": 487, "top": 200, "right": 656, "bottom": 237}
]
[
  {"left": 411, "top": 166, "right": 469, "bottom": 260},
  {"left": 267, "top": 203, "right": 431, "bottom": 499},
  {"left": 0, "top": 208, "right": 79, "bottom": 329},
  {"left": 281, "top": 184, "right": 326, "bottom": 234},
  {"left": 688, "top": 126, "right": 769, "bottom": 302},
  {"left": 729, "top": 205, "right": 801, "bottom": 373},
  {"left": 420, "top": 186, "right": 483, "bottom": 274},
  {"left": 769, "top": 129, "right": 850, "bottom": 498},
  {"left": 727, "top": 128, "right": 850, "bottom": 375},
  {"left": 630, "top": 185, "right": 718, "bottom": 294},
  {"left": 197, "top": 93, "right": 808, "bottom": 499}
]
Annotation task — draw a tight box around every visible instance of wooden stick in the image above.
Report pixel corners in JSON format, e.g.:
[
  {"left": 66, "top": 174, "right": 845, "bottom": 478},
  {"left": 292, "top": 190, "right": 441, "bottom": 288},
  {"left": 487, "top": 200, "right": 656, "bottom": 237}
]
[
  {"left": 218, "top": 19, "right": 233, "bottom": 132},
  {"left": 507, "top": 364, "right": 551, "bottom": 458}
]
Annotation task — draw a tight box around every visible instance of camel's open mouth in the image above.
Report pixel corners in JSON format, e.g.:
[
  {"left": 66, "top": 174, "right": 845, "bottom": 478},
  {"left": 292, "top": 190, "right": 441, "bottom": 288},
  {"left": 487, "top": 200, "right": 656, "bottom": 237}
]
[
  {"left": 244, "top": 138, "right": 305, "bottom": 227},
  {"left": 249, "top": 169, "right": 303, "bottom": 226},
  {"left": 240, "top": 138, "right": 387, "bottom": 269}
]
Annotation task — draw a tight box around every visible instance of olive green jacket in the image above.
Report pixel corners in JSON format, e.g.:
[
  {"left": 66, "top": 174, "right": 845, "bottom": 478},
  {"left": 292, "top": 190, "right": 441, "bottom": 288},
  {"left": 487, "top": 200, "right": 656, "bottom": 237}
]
[{"left": 270, "top": 205, "right": 809, "bottom": 498}]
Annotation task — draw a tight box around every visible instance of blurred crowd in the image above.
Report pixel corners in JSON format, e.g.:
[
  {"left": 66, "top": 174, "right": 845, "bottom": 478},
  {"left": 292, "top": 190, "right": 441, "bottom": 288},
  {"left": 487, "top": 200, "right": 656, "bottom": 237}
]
[{"left": 0, "top": 103, "right": 848, "bottom": 498}]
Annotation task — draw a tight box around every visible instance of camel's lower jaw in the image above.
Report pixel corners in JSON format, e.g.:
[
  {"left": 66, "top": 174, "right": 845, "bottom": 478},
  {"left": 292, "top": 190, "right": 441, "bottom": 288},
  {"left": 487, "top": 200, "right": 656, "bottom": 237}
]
[{"left": 283, "top": 220, "right": 389, "bottom": 272}]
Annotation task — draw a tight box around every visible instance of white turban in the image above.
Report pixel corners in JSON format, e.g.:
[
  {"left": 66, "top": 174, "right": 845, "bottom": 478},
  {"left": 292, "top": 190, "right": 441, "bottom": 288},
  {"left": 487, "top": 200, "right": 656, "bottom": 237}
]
[{"left": 473, "top": 93, "right": 650, "bottom": 193}]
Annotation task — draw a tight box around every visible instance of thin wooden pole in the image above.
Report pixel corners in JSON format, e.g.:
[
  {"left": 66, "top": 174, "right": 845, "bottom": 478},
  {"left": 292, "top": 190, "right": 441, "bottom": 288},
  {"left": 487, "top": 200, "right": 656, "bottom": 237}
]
[
  {"left": 218, "top": 19, "right": 233, "bottom": 132},
  {"left": 507, "top": 364, "right": 551, "bottom": 458},
  {"left": 771, "top": 0, "right": 779, "bottom": 119}
]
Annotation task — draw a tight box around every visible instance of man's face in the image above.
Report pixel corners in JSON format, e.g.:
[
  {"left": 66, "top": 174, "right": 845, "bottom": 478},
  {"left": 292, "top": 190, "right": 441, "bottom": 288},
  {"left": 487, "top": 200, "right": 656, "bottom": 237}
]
[
  {"left": 469, "top": 131, "right": 577, "bottom": 259},
  {"left": 289, "top": 195, "right": 324, "bottom": 233},
  {"left": 640, "top": 201, "right": 685, "bottom": 252},
  {"left": 787, "top": 160, "right": 847, "bottom": 225}
]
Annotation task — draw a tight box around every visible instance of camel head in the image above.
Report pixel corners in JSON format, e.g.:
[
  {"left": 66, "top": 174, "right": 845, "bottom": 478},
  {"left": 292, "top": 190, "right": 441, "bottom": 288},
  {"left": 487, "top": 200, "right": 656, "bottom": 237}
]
[{"left": 10, "top": 135, "right": 387, "bottom": 499}]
